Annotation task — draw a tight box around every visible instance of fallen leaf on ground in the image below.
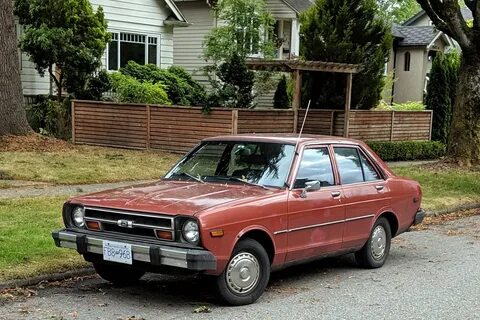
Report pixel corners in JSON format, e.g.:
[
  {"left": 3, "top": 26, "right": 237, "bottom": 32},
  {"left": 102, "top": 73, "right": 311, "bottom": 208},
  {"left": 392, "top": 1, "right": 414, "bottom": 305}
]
[{"left": 193, "top": 306, "right": 212, "bottom": 313}]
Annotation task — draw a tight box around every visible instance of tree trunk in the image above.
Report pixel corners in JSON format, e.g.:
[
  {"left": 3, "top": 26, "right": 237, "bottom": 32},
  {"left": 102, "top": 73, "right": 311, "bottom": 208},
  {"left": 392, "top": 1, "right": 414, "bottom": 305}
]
[
  {"left": 0, "top": 1, "right": 31, "bottom": 136},
  {"left": 447, "top": 53, "right": 480, "bottom": 166}
]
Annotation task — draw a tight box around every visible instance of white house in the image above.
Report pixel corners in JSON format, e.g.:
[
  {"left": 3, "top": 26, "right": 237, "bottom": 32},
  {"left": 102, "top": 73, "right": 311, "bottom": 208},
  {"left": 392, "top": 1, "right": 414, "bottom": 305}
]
[{"left": 17, "top": 0, "right": 188, "bottom": 97}]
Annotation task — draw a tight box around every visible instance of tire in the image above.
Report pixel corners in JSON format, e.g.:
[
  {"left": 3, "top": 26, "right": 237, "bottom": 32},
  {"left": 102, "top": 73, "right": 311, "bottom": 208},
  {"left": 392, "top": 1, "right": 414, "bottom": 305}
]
[
  {"left": 93, "top": 262, "right": 145, "bottom": 286},
  {"left": 215, "top": 238, "right": 271, "bottom": 306},
  {"left": 355, "top": 217, "right": 392, "bottom": 269}
]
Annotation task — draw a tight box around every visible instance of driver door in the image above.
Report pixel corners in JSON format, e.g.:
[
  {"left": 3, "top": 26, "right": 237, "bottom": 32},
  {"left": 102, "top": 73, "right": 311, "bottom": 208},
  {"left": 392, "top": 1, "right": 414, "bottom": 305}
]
[{"left": 286, "top": 146, "right": 345, "bottom": 262}]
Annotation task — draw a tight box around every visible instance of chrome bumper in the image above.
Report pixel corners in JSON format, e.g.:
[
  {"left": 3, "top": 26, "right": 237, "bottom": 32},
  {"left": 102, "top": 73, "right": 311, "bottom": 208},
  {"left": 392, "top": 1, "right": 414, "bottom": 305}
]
[{"left": 52, "top": 229, "right": 216, "bottom": 271}]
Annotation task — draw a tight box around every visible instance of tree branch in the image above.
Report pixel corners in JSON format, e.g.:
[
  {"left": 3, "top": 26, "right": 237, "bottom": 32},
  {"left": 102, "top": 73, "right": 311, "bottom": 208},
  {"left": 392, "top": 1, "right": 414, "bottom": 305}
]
[{"left": 417, "top": 0, "right": 472, "bottom": 50}]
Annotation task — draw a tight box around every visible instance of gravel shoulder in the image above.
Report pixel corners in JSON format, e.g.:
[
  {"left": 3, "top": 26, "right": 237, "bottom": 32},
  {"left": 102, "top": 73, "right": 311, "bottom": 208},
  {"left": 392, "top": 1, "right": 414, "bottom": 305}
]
[{"left": 1, "top": 215, "right": 479, "bottom": 320}]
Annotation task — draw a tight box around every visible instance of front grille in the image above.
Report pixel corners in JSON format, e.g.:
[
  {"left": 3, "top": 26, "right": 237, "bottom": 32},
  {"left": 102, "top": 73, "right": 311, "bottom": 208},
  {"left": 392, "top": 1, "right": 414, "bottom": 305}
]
[{"left": 84, "top": 207, "right": 174, "bottom": 240}]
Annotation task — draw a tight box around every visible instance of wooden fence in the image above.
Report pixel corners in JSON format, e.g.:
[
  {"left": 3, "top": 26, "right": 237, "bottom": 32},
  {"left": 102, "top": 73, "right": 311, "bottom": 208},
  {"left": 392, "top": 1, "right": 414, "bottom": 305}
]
[{"left": 72, "top": 101, "right": 433, "bottom": 153}]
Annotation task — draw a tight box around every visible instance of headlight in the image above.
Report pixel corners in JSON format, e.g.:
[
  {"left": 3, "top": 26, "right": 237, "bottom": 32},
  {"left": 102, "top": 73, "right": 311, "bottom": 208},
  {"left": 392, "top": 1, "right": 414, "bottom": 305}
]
[
  {"left": 182, "top": 220, "right": 199, "bottom": 245},
  {"left": 72, "top": 206, "right": 85, "bottom": 228}
]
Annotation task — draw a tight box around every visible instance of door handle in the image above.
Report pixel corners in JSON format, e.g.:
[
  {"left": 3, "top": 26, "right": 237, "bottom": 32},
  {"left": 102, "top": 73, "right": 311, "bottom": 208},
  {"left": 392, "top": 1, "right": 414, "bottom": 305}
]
[
  {"left": 375, "top": 185, "right": 385, "bottom": 191},
  {"left": 331, "top": 191, "right": 341, "bottom": 198}
]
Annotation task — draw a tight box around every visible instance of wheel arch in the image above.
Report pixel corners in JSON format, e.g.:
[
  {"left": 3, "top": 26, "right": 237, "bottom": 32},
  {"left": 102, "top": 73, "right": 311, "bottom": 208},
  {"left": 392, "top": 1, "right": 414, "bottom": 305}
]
[
  {"left": 378, "top": 211, "right": 399, "bottom": 237},
  {"left": 236, "top": 226, "right": 276, "bottom": 264}
]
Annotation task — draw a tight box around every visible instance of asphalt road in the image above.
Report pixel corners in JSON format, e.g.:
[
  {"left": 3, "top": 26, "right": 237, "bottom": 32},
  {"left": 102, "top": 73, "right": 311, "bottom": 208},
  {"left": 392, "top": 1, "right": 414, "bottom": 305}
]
[{"left": 1, "top": 215, "right": 479, "bottom": 320}]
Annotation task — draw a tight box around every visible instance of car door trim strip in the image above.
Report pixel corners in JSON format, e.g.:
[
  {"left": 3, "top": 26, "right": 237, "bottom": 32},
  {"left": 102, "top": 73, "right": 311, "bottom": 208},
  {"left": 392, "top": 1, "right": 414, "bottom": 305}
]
[{"left": 274, "top": 214, "right": 375, "bottom": 235}]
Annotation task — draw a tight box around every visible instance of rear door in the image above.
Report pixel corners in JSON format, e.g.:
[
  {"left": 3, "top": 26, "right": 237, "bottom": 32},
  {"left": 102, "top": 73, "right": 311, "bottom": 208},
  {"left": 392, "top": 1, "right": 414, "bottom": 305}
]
[
  {"left": 286, "top": 146, "right": 345, "bottom": 262},
  {"left": 332, "top": 146, "right": 391, "bottom": 250}
]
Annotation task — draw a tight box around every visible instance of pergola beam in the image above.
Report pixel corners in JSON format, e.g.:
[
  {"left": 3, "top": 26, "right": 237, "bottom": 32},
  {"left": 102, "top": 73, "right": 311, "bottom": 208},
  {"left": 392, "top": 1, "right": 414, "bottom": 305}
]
[{"left": 343, "top": 73, "right": 353, "bottom": 138}]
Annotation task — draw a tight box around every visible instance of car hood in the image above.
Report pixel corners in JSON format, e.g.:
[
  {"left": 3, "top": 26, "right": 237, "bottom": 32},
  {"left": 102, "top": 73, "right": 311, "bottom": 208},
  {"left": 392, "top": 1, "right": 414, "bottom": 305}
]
[{"left": 71, "top": 180, "right": 278, "bottom": 216}]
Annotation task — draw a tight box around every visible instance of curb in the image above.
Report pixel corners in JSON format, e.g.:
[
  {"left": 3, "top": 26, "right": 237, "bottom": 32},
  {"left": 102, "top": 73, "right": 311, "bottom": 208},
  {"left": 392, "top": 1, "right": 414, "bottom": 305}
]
[
  {"left": 1, "top": 204, "right": 479, "bottom": 291},
  {"left": 0, "top": 268, "right": 94, "bottom": 291}
]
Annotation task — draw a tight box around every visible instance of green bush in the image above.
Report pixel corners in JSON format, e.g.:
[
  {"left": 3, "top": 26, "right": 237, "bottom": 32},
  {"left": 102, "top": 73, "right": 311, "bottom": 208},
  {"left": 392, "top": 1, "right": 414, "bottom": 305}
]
[
  {"left": 274, "top": 75, "right": 290, "bottom": 109},
  {"left": 375, "top": 101, "right": 426, "bottom": 111},
  {"left": 26, "top": 96, "right": 71, "bottom": 139},
  {"left": 367, "top": 141, "right": 446, "bottom": 161},
  {"left": 119, "top": 62, "right": 206, "bottom": 106},
  {"left": 110, "top": 73, "right": 170, "bottom": 105}
]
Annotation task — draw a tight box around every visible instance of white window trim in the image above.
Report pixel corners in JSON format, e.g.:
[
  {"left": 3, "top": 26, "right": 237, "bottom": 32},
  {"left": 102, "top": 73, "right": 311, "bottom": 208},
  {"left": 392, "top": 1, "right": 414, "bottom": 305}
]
[{"left": 106, "top": 30, "right": 161, "bottom": 71}]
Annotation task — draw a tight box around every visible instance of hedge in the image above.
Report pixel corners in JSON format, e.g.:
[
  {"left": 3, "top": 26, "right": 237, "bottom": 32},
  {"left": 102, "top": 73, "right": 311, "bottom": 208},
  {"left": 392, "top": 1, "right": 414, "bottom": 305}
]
[{"left": 367, "top": 141, "right": 446, "bottom": 162}]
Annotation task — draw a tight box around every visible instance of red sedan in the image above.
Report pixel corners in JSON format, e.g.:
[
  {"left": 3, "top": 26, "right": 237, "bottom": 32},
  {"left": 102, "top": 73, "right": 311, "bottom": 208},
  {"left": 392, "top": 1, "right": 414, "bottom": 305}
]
[{"left": 53, "top": 134, "right": 425, "bottom": 305}]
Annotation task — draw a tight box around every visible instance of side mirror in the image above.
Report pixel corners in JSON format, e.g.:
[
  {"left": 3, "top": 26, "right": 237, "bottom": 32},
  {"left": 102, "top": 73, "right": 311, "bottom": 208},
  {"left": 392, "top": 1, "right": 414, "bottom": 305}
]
[{"left": 301, "top": 180, "right": 321, "bottom": 198}]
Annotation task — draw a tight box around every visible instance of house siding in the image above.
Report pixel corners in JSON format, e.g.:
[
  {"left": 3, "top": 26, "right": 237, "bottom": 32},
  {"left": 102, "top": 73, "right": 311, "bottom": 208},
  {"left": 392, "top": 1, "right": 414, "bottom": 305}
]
[
  {"left": 393, "top": 47, "right": 425, "bottom": 103},
  {"left": 173, "top": 1, "right": 215, "bottom": 85},
  {"left": 265, "top": 0, "right": 297, "bottom": 19}
]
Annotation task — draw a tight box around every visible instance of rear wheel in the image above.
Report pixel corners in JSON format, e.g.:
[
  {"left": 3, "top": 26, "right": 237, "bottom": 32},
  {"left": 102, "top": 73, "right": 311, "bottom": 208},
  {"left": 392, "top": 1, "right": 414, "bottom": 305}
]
[
  {"left": 355, "top": 217, "right": 391, "bottom": 269},
  {"left": 93, "top": 262, "right": 145, "bottom": 286},
  {"left": 215, "top": 238, "right": 271, "bottom": 305}
]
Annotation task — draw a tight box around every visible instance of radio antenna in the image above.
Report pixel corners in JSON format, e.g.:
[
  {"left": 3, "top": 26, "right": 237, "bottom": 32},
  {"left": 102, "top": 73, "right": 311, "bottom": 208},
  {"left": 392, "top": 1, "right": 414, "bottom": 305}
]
[{"left": 294, "top": 99, "right": 311, "bottom": 155}]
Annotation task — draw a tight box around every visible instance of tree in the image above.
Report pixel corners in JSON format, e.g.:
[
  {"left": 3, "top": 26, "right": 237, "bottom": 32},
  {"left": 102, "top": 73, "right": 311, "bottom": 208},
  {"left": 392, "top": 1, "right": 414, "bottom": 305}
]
[
  {"left": 426, "top": 52, "right": 460, "bottom": 144},
  {"left": 14, "top": 0, "right": 110, "bottom": 100},
  {"left": 378, "top": 0, "right": 421, "bottom": 23},
  {"left": 273, "top": 75, "right": 290, "bottom": 109},
  {"left": 416, "top": 1, "right": 480, "bottom": 165},
  {"left": 301, "top": 0, "right": 392, "bottom": 110},
  {"left": 0, "top": 0, "right": 31, "bottom": 135}
]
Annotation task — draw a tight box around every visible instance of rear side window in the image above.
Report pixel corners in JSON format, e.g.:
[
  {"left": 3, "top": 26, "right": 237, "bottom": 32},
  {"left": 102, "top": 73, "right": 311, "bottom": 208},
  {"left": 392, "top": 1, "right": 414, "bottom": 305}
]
[
  {"left": 334, "top": 147, "right": 381, "bottom": 184},
  {"left": 334, "top": 147, "right": 363, "bottom": 184},
  {"left": 295, "top": 147, "right": 335, "bottom": 188}
]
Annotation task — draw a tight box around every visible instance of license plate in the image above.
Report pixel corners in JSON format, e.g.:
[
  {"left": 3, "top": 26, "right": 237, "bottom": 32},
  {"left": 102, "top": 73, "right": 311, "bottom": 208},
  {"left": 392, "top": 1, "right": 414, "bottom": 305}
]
[{"left": 102, "top": 240, "right": 132, "bottom": 265}]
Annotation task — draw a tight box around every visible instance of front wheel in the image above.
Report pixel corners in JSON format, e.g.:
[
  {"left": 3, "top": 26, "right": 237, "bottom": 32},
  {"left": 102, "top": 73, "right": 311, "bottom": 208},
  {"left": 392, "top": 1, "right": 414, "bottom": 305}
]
[
  {"left": 355, "top": 217, "right": 392, "bottom": 269},
  {"left": 215, "top": 238, "right": 271, "bottom": 305},
  {"left": 93, "top": 262, "right": 145, "bottom": 286}
]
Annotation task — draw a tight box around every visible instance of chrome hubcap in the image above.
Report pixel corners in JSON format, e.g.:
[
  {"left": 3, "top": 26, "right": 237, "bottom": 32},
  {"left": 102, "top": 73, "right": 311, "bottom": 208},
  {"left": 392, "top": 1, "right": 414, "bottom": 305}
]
[
  {"left": 371, "top": 226, "right": 387, "bottom": 260},
  {"left": 226, "top": 252, "right": 260, "bottom": 295}
]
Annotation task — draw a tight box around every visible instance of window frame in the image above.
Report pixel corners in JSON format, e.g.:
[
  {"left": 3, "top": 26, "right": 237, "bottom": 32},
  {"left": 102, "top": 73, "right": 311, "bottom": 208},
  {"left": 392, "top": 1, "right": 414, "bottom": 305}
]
[
  {"left": 331, "top": 145, "right": 384, "bottom": 186},
  {"left": 291, "top": 144, "right": 338, "bottom": 190},
  {"left": 404, "top": 51, "right": 411, "bottom": 72},
  {"left": 106, "top": 30, "right": 161, "bottom": 71}
]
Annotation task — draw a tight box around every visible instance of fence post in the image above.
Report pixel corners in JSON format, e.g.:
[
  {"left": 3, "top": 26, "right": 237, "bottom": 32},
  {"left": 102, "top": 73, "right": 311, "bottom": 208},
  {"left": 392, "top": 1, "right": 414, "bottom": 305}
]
[
  {"left": 330, "top": 110, "right": 335, "bottom": 136},
  {"left": 232, "top": 109, "right": 238, "bottom": 135},
  {"left": 429, "top": 110, "right": 433, "bottom": 141},
  {"left": 390, "top": 111, "right": 395, "bottom": 141},
  {"left": 293, "top": 109, "right": 298, "bottom": 133},
  {"left": 71, "top": 100, "right": 76, "bottom": 144},
  {"left": 146, "top": 105, "right": 151, "bottom": 149}
]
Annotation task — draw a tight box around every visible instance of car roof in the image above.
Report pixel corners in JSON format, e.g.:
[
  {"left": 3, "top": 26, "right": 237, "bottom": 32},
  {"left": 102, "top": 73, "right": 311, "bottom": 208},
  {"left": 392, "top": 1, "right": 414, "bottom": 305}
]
[{"left": 203, "top": 134, "right": 364, "bottom": 146}]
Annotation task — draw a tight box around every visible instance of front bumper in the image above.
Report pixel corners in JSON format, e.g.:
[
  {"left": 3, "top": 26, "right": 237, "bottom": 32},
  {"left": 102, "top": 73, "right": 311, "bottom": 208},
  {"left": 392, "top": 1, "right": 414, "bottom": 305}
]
[
  {"left": 52, "top": 229, "right": 216, "bottom": 271},
  {"left": 414, "top": 208, "right": 426, "bottom": 225}
]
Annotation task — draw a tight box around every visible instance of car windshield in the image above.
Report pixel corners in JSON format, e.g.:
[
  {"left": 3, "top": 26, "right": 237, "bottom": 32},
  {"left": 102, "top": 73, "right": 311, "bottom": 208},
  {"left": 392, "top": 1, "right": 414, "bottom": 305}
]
[{"left": 165, "top": 141, "right": 296, "bottom": 188}]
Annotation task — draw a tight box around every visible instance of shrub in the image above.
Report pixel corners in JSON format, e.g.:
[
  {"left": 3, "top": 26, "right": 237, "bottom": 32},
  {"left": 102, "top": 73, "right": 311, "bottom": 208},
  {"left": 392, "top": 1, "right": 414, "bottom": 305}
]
[
  {"left": 74, "top": 70, "right": 112, "bottom": 100},
  {"left": 26, "top": 96, "right": 71, "bottom": 139},
  {"left": 374, "top": 101, "right": 425, "bottom": 111},
  {"left": 110, "top": 73, "right": 170, "bottom": 105},
  {"left": 367, "top": 141, "right": 446, "bottom": 161},
  {"left": 274, "top": 75, "right": 290, "bottom": 109},
  {"left": 119, "top": 62, "right": 206, "bottom": 106}
]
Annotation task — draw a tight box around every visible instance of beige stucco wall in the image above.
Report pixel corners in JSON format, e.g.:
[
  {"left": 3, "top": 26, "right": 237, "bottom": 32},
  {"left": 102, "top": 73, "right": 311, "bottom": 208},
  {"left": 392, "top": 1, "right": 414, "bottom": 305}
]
[{"left": 393, "top": 47, "right": 426, "bottom": 103}]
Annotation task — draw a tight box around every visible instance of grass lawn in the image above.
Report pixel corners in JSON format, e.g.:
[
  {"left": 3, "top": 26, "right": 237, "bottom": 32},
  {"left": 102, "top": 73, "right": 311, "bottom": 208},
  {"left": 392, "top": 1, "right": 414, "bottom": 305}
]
[
  {"left": 393, "top": 166, "right": 480, "bottom": 211},
  {"left": 0, "top": 146, "right": 179, "bottom": 185},
  {"left": 0, "top": 196, "right": 89, "bottom": 282}
]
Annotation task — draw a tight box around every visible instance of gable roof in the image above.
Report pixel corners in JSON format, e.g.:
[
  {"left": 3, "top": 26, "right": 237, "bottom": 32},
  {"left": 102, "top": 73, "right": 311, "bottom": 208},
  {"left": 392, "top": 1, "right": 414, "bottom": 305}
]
[
  {"left": 282, "top": 0, "right": 314, "bottom": 13},
  {"left": 164, "top": 0, "right": 188, "bottom": 23},
  {"left": 403, "top": 6, "right": 473, "bottom": 26},
  {"left": 393, "top": 25, "right": 442, "bottom": 47}
]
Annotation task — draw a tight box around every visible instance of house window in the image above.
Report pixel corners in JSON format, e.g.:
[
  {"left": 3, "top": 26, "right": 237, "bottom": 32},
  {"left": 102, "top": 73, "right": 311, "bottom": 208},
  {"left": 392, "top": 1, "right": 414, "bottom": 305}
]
[
  {"left": 404, "top": 52, "right": 411, "bottom": 71},
  {"left": 107, "top": 32, "right": 160, "bottom": 70}
]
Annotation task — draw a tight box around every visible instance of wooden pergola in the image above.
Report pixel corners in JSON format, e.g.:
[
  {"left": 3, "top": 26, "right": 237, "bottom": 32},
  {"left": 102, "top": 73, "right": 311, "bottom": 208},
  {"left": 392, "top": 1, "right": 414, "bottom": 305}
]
[{"left": 246, "top": 59, "right": 360, "bottom": 137}]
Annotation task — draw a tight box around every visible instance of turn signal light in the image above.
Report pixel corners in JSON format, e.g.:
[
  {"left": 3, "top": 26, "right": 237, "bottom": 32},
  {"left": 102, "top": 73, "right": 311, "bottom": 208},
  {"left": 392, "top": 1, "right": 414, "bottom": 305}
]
[
  {"left": 210, "top": 230, "right": 224, "bottom": 237},
  {"left": 86, "top": 220, "right": 101, "bottom": 231},
  {"left": 156, "top": 230, "right": 174, "bottom": 241}
]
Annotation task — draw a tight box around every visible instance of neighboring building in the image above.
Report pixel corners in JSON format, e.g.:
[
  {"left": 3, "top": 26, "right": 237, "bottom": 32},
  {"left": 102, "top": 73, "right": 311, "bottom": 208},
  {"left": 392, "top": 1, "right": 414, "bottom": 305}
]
[
  {"left": 16, "top": 0, "right": 188, "bottom": 97},
  {"left": 386, "top": 7, "right": 472, "bottom": 104},
  {"left": 172, "top": 0, "right": 314, "bottom": 86}
]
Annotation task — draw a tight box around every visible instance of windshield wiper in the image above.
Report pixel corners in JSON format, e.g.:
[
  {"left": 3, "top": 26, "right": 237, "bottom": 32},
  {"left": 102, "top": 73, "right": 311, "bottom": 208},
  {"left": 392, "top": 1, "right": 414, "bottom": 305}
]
[
  {"left": 172, "top": 172, "right": 204, "bottom": 184},
  {"left": 224, "top": 177, "right": 269, "bottom": 190}
]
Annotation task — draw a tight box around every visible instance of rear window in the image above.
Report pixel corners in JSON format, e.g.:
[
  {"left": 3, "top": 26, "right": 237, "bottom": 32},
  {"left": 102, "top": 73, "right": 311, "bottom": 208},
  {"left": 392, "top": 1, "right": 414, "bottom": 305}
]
[{"left": 334, "top": 147, "right": 381, "bottom": 184}]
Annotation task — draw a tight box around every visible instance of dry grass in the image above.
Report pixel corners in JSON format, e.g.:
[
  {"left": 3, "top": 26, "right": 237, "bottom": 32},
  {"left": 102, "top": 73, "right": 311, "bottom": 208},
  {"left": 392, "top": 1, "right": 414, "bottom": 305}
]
[{"left": 0, "top": 135, "right": 179, "bottom": 185}]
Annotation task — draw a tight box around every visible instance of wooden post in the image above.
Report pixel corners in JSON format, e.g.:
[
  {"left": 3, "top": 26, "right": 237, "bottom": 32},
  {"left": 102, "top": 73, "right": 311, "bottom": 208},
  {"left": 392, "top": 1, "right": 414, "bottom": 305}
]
[
  {"left": 390, "top": 111, "right": 395, "bottom": 141},
  {"left": 146, "top": 105, "right": 151, "bottom": 149},
  {"left": 428, "top": 110, "right": 433, "bottom": 141},
  {"left": 292, "top": 70, "right": 302, "bottom": 110},
  {"left": 71, "top": 100, "right": 76, "bottom": 144},
  {"left": 232, "top": 109, "right": 238, "bottom": 135},
  {"left": 343, "top": 73, "right": 353, "bottom": 138},
  {"left": 293, "top": 109, "right": 298, "bottom": 133},
  {"left": 330, "top": 110, "right": 335, "bottom": 136}
]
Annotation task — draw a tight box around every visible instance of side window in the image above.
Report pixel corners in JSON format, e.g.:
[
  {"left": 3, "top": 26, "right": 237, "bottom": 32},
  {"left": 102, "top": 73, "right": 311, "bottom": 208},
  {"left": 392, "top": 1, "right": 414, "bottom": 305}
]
[
  {"left": 359, "top": 151, "right": 381, "bottom": 181},
  {"left": 334, "top": 147, "right": 364, "bottom": 185},
  {"left": 294, "top": 147, "right": 335, "bottom": 189}
]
